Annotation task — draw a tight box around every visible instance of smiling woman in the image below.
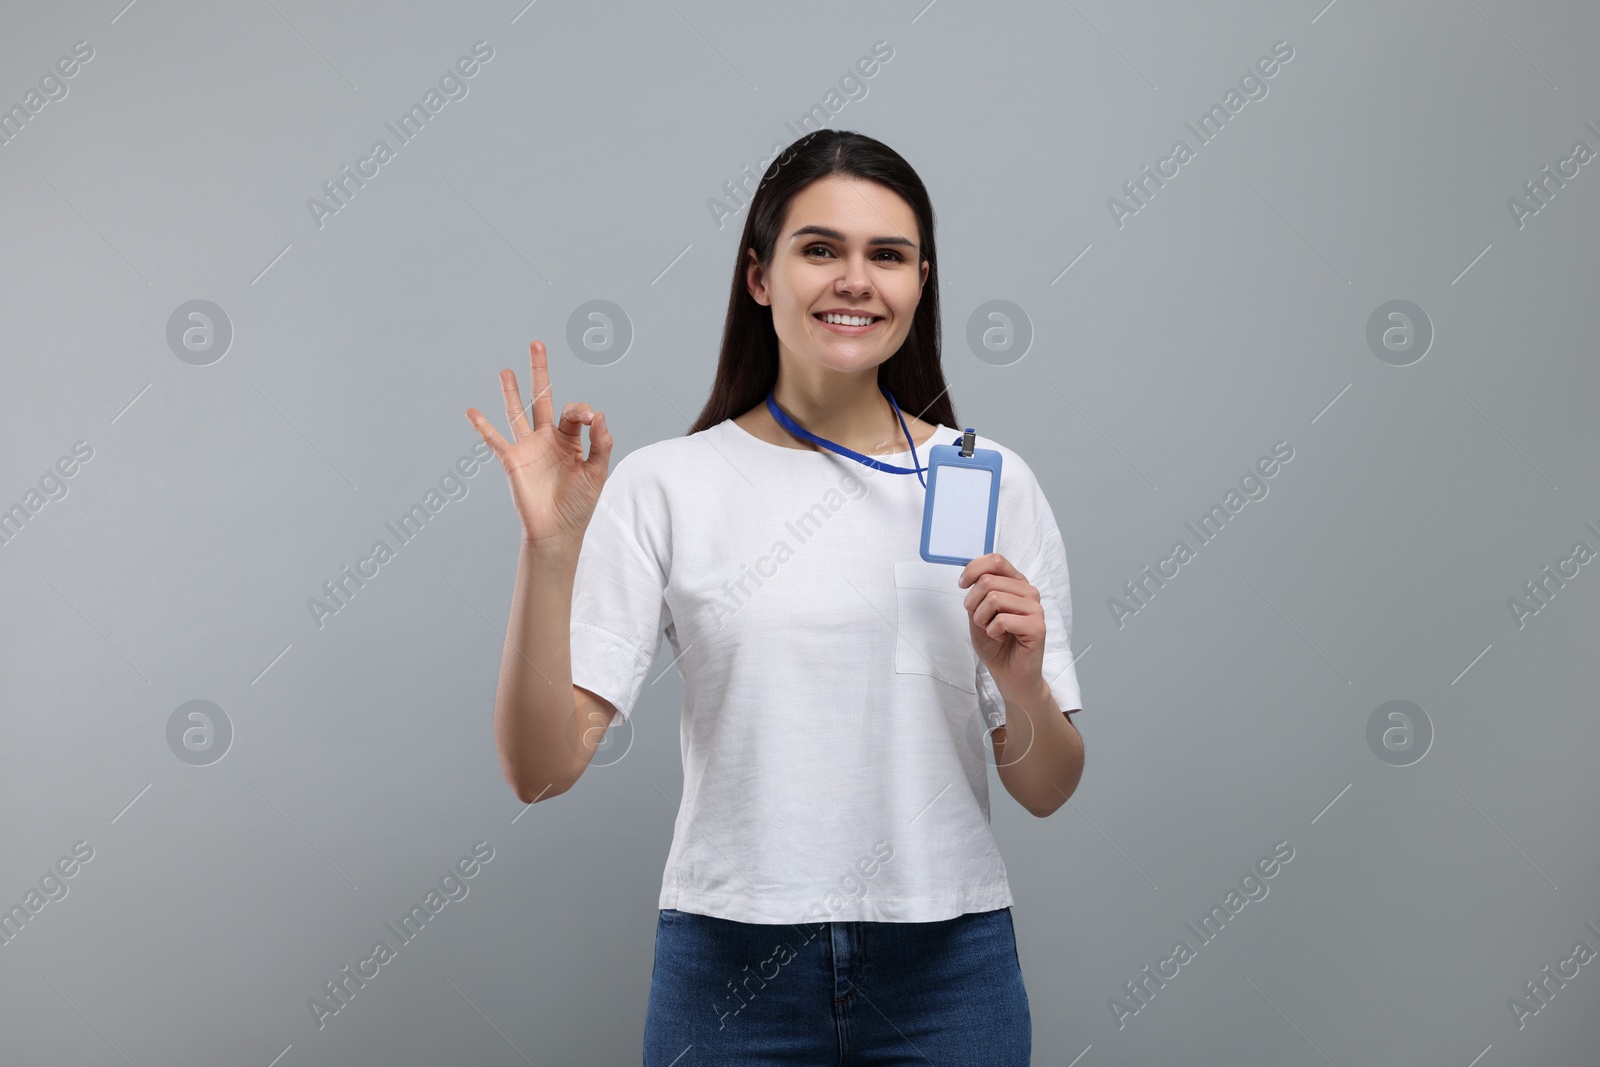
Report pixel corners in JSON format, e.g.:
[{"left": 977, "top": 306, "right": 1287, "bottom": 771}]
[
  {"left": 467, "top": 128, "right": 1086, "bottom": 1066},
  {"left": 703, "top": 160, "right": 943, "bottom": 455}
]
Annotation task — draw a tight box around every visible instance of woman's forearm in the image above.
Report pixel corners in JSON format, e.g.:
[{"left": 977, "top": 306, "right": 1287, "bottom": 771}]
[
  {"left": 493, "top": 536, "right": 591, "bottom": 804},
  {"left": 992, "top": 676, "right": 1084, "bottom": 818}
]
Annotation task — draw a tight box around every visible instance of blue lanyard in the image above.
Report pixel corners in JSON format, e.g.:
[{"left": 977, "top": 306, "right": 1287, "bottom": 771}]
[{"left": 765, "top": 383, "right": 968, "bottom": 489}]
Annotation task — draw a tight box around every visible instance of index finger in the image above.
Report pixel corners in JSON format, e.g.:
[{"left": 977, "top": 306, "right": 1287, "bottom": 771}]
[
  {"left": 957, "top": 552, "right": 1020, "bottom": 588},
  {"left": 529, "top": 340, "right": 555, "bottom": 431}
]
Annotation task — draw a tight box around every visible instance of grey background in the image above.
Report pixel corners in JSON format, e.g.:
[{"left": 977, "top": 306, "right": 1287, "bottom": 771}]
[{"left": 3, "top": 0, "right": 1598, "bottom": 1064}]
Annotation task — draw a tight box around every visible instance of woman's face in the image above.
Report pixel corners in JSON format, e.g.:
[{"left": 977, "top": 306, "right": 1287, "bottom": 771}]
[{"left": 747, "top": 174, "right": 929, "bottom": 378}]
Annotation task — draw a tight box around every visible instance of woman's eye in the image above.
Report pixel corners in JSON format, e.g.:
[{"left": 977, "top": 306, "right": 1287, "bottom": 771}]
[{"left": 804, "top": 245, "right": 904, "bottom": 262}]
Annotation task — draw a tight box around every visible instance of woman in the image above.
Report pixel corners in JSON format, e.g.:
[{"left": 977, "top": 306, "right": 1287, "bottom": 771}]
[{"left": 466, "top": 129, "right": 1085, "bottom": 1065}]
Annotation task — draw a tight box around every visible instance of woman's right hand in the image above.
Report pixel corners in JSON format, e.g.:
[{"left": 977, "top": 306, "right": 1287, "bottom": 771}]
[{"left": 465, "top": 340, "right": 613, "bottom": 552}]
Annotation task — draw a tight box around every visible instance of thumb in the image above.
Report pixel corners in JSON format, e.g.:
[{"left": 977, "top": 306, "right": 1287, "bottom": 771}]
[{"left": 584, "top": 411, "right": 613, "bottom": 472}]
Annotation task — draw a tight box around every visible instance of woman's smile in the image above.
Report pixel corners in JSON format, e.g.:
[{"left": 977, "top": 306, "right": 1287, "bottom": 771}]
[{"left": 812, "top": 310, "right": 885, "bottom": 335}]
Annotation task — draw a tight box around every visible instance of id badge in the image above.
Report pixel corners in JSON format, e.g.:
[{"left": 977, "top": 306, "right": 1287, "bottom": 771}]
[{"left": 918, "top": 429, "right": 1003, "bottom": 565}]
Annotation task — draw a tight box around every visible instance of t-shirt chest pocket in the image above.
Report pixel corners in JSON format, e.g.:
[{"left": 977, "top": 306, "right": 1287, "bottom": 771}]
[{"left": 892, "top": 560, "right": 977, "bottom": 693}]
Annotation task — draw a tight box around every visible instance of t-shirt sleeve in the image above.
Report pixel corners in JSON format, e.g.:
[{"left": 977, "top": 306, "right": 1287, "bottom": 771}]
[
  {"left": 976, "top": 462, "right": 1083, "bottom": 730},
  {"left": 568, "top": 450, "right": 673, "bottom": 731}
]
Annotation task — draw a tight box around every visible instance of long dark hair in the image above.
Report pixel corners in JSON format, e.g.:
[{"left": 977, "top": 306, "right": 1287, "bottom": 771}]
[{"left": 686, "top": 129, "right": 958, "bottom": 436}]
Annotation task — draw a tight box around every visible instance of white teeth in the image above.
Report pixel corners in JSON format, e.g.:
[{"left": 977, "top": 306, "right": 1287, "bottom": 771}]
[{"left": 820, "top": 313, "right": 877, "bottom": 326}]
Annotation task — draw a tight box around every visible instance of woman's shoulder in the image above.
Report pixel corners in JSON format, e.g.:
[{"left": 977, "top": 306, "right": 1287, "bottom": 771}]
[
  {"left": 959, "top": 428, "right": 1059, "bottom": 526},
  {"left": 954, "top": 427, "right": 1037, "bottom": 481},
  {"left": 602, "top": 421, "right": 733, "bottom": 486}
]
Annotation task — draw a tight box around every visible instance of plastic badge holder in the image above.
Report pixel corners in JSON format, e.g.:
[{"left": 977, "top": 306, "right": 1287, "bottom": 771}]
[{"left": 919, "top": 429, "right": 1003, "bottom": 565}]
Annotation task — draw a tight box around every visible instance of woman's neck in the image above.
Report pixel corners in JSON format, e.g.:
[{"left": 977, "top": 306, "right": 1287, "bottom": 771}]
[{"left": 737, "top": 371, "right": 938, "bottom": 455}]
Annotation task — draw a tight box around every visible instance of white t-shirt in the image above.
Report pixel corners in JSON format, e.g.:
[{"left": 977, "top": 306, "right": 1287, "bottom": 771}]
[{"left": 568, "top": 416, "right": 1083, "bottom": 924}]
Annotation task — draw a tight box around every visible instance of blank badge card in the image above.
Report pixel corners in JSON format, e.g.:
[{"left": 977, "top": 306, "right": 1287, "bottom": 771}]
[{"left": 919, "top": 430, "right": 1002, "bottom": 565}]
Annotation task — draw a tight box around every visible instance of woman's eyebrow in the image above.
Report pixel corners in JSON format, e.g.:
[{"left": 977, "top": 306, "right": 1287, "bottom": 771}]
[{"left": 789, "top": 224, "right": 917, "bottom": 250}]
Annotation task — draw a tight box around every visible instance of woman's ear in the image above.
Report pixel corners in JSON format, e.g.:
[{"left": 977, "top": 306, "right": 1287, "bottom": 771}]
[{"left": 745, "top": 247, "right": 770, "bottom": 306}]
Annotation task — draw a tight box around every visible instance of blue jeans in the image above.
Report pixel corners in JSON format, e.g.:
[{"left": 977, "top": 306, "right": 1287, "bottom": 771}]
[{"left": 643, "top": 906, "right": 1031, "bottom": 1065}]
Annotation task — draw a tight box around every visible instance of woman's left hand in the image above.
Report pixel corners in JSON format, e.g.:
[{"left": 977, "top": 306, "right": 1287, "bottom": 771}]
[{"left": 958, "top": 553, "right": 1045, "bottom": 698}]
